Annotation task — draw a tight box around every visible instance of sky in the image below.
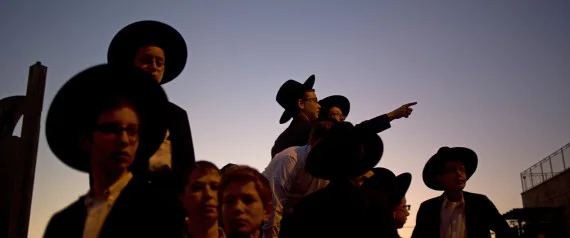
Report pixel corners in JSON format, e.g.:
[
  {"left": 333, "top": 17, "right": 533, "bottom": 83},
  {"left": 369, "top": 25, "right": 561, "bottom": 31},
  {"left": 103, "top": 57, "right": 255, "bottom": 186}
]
[{"left": 1, "top": 1, "right": 569, "bottom": 237}]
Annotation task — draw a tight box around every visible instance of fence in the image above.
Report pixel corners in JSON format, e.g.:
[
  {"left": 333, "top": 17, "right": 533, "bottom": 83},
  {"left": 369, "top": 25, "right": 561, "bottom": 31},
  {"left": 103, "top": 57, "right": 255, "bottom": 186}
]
[{"left": 520, "top": 142, "right": 570, "bottom": 192}]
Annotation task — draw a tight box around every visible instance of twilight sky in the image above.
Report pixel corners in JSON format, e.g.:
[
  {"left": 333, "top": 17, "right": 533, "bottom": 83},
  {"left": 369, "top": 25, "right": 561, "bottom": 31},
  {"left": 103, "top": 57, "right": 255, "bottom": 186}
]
[{"left": 1, "top": 1, "right": 569, "bottom": 238}]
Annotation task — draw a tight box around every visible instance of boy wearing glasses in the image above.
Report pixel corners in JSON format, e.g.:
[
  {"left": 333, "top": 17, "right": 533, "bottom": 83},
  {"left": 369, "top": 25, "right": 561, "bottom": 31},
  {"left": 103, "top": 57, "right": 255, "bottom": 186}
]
[{"left": 43, "top": 65, "right": 182, "bottom": 238}]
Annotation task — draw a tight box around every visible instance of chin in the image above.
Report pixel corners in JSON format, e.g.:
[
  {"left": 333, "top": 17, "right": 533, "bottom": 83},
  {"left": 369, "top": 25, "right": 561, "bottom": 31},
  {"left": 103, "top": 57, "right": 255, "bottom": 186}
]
[{"left": 204, "top": 213, "right": 218, "bottom": 220}]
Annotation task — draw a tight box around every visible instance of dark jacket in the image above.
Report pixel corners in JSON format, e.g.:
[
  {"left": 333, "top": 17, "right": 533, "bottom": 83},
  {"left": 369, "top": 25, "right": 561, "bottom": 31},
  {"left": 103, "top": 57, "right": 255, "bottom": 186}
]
[
  {"left": 43, "top": 174, "right": 185, "bottom": 238},
  {"left": 149, "top": 102, "right": 196, "bottom": 193},
  {"left": 271, "top": 114, "right": 392, "bottom": 158},
  {"left": 411, "top": 191, "right": 516, "bottom": 238},
  {"left": 281, "top": 179, "right": 399, "bottom": 238}
]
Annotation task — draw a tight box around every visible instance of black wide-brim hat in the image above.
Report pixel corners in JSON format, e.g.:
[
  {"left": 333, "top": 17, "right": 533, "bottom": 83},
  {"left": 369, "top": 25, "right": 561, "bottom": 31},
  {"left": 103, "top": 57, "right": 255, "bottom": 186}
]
[
  {"left": 45, "top": 64, "right": 169, "bottom": 173},
  {"left": 318, "top": 95, "right": 350, "bottom": 120},
  {"left": 305, "top": 122, "right": 383, "bottom": 180},
  {"left": 276, "top": 75, "right": 316, "bottom": 124},
  {"left": 108, "top": 20, "right": 188, "bottom": 84},
  {"left": 365, "top": 168, "right": 412, "bottom": 208},
  {"left": 422, "top": 147, "right": 478, "bottom": 191}
]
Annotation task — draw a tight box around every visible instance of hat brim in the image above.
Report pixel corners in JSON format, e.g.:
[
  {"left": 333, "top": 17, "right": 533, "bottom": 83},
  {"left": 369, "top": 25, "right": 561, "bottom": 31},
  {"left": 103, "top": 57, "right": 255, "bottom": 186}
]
[
  {"left": 395, "top": 173, "right": 412, "bottom": 202},
  {"left": 318, "top": 95, "right": 350, "bottom": 120},
  {"left": 422, "top": 147, "right": 478, "bottom": 191},
  {"left": 45, "top": 64, "right": 169, "bottom": 173},
  {"left": 278, "top": 75, "right": 316, "bottom": 124},
  {"left": 306, "top": 122, "right": 383, "bottom": 180},
  {"left": 364, "top": 168, "right": 410, "bottom": 208},
  {"left": 107, "top": 20, "right": 187, "bottom": 84}
]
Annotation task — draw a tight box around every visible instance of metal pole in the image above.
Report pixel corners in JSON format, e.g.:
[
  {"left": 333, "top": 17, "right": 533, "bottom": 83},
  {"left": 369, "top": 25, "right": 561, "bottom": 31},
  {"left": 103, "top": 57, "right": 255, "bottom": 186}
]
[
  {"left": 561, "top": 148, "right": 566, "bottom": 170},
  {"left": 540, "top": 162, "right": 545, "bottom": 182},
  {"left": 530, "top": 169, "right": 534, "bottom": 188},
  {"left": 549, "top": 155, "right": 554, "bottom": 178}
]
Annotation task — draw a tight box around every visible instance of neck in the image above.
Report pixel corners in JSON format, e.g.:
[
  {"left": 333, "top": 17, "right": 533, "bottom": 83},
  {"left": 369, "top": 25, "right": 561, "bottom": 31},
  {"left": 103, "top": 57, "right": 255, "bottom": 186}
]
[
  {"left": 187, "top": 217, "right": 219, "bottom": 238},
  {"left": 295, "top": 112, "right": 311, "bottom": 122},
  {"left": 226, "top": 229, "right": 259, "bottom": 238},
  {"left": 91, "top": 167, "right": 127, "bottom": 198},
  {"left": 444, "top": 190, "right": 463, "bottom": 202},
  {"left": 250, "top": 230, "right": 260, "bottom": 238}
]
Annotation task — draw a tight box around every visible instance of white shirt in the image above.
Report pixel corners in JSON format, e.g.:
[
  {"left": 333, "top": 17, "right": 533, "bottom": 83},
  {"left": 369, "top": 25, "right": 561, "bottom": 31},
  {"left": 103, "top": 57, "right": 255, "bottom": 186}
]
[
  {"left": 148, "top": 130, "right": 172, "bottom": 171},
  {"left": 83, "top": 172, "right": 133, "bottom": 238},
  {"left": 261, "top": 145, "right": 329, "bottom": 238},
  {"left": 440, "top": 193, "right": 467, "bottom": 238}
]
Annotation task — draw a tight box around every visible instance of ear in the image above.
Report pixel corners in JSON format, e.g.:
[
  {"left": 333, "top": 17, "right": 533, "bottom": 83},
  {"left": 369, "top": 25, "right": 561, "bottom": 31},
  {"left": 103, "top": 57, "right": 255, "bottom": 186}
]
[{"left": 297, "top": 98, "right": 305, "bottom": 110}]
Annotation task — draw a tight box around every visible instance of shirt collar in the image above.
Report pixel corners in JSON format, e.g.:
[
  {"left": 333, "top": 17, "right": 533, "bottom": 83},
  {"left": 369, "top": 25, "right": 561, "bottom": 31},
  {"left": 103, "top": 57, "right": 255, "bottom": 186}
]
[
  {"left": 84, "top": 172, "right": 133, "bottom": 207},
  {"left": 442, "top": 192, "right": 465, "bottom": 209}
]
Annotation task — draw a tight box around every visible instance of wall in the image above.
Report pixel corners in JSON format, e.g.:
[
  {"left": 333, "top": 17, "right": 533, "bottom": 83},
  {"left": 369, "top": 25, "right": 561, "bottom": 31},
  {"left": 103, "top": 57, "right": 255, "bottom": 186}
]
[{"left": 522, "top": 169, "right": 570, "bottom": 237}]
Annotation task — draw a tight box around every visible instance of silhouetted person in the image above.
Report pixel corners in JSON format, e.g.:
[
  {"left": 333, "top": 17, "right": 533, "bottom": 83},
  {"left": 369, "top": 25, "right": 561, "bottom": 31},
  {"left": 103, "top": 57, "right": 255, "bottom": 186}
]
[
  {"left": 271, "top": 75, "right": 320, "bottom": 158},
  {"left": 43, "top": 64, "right": 183, "bottom": 238},
  {"left": 261, "top": 121, "right": 334, "bottom": 238},
  {"left": 361, "top": 167, "right": 412, "bottom": 237},
  {"left": 181, "top": 161, "right": 226, "bottom": 238},
  {"left": 285, "top": 122, "right": 399, "bottom": 238},
  {"left": 108, "top": 20, "right": 195, "bottom": 193},
  {"left": 272, "top": 86, "right": 417, "bottom": 158},
  {"left": 412, "top": 147, "right": 515, "bottom": 238},
  {"left": 219, "top": 166, "right": 273, "bottom": 238}
]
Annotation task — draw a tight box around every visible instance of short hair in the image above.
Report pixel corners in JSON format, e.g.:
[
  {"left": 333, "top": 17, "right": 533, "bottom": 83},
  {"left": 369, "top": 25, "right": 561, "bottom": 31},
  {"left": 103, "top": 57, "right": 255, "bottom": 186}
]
[
  {"left": 295, "top": 89, "right": 317, "bottom": 112},
  {"left": 220, "top": 163, "right": 238, "bottom": 174},
  {"left": 81, "top": 95, "right": 139, "bottom": 139},
  {"left": 218, "top": 166, "right": 272, "bottom": 209},
  {"left": 308, "top": 120, "right": 336, "bottom": 144},
  {"left": 184, "top": 160, "right": 221, "bottom": 185},
  {"left": 301, "top": 89, "right": 315, "bottom": 98}
]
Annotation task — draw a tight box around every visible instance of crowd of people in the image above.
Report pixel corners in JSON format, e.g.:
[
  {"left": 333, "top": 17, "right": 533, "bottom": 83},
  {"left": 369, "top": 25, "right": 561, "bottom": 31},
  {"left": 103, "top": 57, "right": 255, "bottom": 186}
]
[{"left": 43, "top": 20, "right": 518, "bottom": 238}]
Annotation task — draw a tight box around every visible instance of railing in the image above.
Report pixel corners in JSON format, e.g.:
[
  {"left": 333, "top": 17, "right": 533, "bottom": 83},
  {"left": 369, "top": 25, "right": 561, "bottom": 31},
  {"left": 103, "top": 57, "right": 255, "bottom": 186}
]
[{"left": 520, "top": 142, "right": 570, "bottom": 192}]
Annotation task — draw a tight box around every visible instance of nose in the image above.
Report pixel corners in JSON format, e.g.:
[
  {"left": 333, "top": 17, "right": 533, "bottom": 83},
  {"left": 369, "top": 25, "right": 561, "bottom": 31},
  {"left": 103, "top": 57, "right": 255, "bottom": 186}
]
[
  {"left": 151, "top": 60, "right": 160, "bottom": 69},
  {"left": 118, "top": 131, "right": 130, "bottom": 146},
  {"left": 204, "top": 186, "right": 216, "bottom": 199},
  {"left": 234, "top": 200, "right": 246, "bottom": 213},
  {"left": 340, "top": 115, "right": 345, "bottom": 121}
]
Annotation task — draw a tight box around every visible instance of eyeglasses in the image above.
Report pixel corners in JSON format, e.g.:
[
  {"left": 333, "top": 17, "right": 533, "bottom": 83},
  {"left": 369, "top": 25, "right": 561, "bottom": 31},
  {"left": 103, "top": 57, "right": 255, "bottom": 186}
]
[
  {"left": 443, "top": 166, "right": 466, "bottom": 174},
  {"left": 304, "top": 98, "right": 318, "bottom": 103},
  {"left": 93, "top": 123, "right": 139, "bottom": 143}
]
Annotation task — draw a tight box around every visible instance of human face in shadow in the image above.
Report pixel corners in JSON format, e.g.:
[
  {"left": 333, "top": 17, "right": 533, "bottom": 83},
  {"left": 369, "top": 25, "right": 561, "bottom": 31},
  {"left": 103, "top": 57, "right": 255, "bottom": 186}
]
[
  {"left": 182, "top": 168, "right": 221, "bottom": 221},
  {"left": 437, "top": 160, "right": 467, "bottom": 191},
  {"left": 221, "top": 181, "right": 270, "bottom": 237},
  {"left": 393, "top": 197, "right": 410, "bottom": 228},
  {"left": 328, "top": 106, "right": 345, "bottom": 122},
  {"left": 134, "top": 45, "right": 165, "bottom": 83},
  {"left": 85, "top": 106, "right": 140, "bottom": 175},
  {"left": 298, "top": 91, "right": 320, "bottom": 121}
]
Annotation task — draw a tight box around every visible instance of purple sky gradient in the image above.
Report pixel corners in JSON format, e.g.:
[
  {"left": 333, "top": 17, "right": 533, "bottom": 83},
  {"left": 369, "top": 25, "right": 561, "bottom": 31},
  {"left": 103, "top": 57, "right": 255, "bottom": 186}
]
[{"left": 1, "top": 1, "right": 569, "bottom": 237}]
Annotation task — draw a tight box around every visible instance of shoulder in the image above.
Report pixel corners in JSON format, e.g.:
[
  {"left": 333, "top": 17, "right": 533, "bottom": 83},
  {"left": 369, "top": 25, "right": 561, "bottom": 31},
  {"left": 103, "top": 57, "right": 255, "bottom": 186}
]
[
  {"left": 464, "top": 191, "right": 488, "bottom": 200},
  {"left": 275, "top": 146, "right": 300, "bottom": 162},
  {"left": 419, "top": 195, "right": 443, "bottom": 208},
  {"left": 44, "top": 197, "right": 85, "bottom": 233},
  {"left": 167, "top": 102, "right": 187, "bottom": 114}
]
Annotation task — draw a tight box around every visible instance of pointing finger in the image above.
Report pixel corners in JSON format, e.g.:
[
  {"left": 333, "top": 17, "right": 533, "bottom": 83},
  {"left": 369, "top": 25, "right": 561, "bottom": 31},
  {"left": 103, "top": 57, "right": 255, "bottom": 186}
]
[{"left": 404, "top": 102, "right": 418, "bottom": 107}]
